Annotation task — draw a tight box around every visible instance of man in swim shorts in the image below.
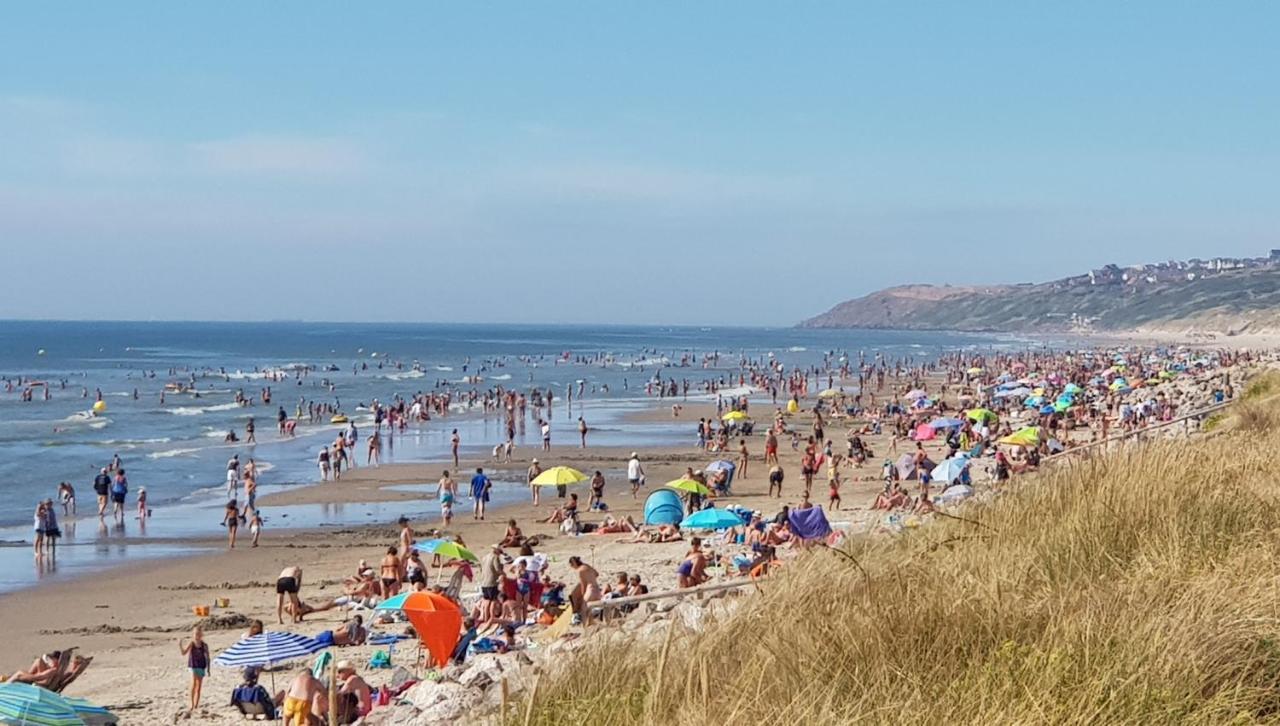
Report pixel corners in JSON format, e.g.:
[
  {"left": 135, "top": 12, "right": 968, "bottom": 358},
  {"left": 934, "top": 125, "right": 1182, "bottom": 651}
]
[
  {"left": 276, "top": 566, "right": 303, "bottom": 625},
  {"left": 283, "top": 668, "right": 322, "bottom": 726}
]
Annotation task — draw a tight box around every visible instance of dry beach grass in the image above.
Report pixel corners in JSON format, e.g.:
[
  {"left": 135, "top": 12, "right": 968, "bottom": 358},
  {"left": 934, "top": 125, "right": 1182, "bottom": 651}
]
[{"left": 519, "top": 396, "right": 1280, "bottom": 725}]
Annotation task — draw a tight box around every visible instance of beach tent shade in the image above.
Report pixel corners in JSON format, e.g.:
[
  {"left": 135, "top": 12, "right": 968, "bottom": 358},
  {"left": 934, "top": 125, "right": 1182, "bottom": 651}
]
[
  {"left": 936, "top": 484, "right": 974, "bottom": 503},
  {"left": 787, "top": 506, "right": 832, "bottom": 541},
  {"left": 903, "top": 389, "right": 927, "bottom": 400},
  {"left": 680, "top": 507, "right": 745, "bottom": 530},
  {"left": 404, "top": 595, "right": 463, "bottom": 668},
  {"left": 643, "top": 489, "right": 684, "bottom": 526},
  {"left": 913, "top": 423, "right": 936, "bottom": 441},
  {"left": 786, "top": 399, "right": 799, "bottom": 414},
  {"left": 213, "top": 632, "right": 327, "bottom": 668},
  {"left": 530, "top": 466, "right": 588, "bottom": 487},
  {"left": 0, "top": 684, "right": 84, "bottom": 726},
  {"left": 896, "top": 454, "right": 933, "bottom": 480}
]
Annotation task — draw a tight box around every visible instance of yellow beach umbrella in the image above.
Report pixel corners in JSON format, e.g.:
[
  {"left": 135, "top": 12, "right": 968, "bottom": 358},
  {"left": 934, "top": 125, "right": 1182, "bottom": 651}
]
[
  {"left": 665, "top": 478, "right": 712, "bottom": 496},
  {"left": 786, "top": 399, "right": 799, "bottom": 414},
  {"left": 967, "top": 367, "right": 984, "bottom": 375},
  {"left": 999, "top": 426, "right": 1042, "bottom": 447},
  {"left": 721, "top": 410, "right": 749, "bottom": 422},
  {"left": 965, "top": 408, "right": 999, "bottom": 424},
  {"left": 531, "top": 466, "right": 588, "bottom": 487},
  {"left": 817, "top": 388, "right": 843, "bottom": 399}
]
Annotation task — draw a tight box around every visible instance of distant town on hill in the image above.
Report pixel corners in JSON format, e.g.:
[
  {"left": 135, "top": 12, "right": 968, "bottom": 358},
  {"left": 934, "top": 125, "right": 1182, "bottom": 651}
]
[{"left": 800, "top": 251, "right": 1280, "bottom": 334}]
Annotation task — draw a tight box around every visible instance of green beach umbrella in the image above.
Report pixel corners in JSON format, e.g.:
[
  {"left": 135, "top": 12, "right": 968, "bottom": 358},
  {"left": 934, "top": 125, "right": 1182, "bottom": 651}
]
[
  {"left": 530, "top": 466, "right": 588, "bottom": 487},
  {"left": 965, "top": 408, "right": 998, "bottom": 424},
  {"left": 0, "top": 683, "right": 84, "bottom": 726},
  {"left": 665, "top": 478, "right": 712, "bottom": 496},
  {"left": 413, "top": 539, "right": 478, "bottom": 563}
]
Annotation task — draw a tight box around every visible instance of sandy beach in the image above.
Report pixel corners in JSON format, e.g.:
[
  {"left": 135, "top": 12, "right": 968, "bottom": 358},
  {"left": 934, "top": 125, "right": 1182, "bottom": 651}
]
[{"left": 0, "top": 351, "right": 1264, "bottom": 724}]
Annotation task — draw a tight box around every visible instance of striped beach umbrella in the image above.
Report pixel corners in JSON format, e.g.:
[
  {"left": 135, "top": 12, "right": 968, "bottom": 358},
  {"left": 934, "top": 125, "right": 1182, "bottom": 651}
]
[
  {"left": 63, "top": 698, "right": 115, "bottom": 726},
  {"left": 212, "top": 632, "right": 327, "bottom": 668},
  {"left": 0, "top": 683, "right": 84, "bottom": 726}
]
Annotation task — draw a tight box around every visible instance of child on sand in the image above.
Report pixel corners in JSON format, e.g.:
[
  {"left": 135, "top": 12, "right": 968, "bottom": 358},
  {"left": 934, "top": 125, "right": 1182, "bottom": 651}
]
[
  {"left": 178, "top": 626, "right": 209, "bottom": 713},
  {"left": 137, "top": 486, "right": 148, "bottom": 518}
]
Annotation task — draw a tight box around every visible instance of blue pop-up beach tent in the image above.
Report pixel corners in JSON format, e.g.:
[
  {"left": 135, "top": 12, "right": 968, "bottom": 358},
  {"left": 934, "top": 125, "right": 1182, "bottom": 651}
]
[{"left": 643, "top": 489, "right": 684, "bottom": 526}]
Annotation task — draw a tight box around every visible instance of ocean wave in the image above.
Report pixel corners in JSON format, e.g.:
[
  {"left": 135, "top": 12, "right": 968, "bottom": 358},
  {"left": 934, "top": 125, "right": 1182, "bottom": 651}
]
[
  {"left": 386, "top": 370, "right": 425, "bottom": 381},
  {"left": 435, "top": 366, "right": 454, "bottom": 372},
  {"left": 788, "top": 346, "right": 808, "bottom": 352},
  {"left": 491, "top": 374, "right": 512, "bottom": 381},
  {"left": 169, "top": 402, "right": 241, "bottom": 416},
  {"left": 148, "top": 447, "right": 203, "bottom": 459}
]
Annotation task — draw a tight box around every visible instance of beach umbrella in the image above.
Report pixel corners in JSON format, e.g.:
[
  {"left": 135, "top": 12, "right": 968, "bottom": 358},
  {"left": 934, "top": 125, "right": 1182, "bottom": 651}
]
[
  {"left": 63, "top": 698, "right": 115, "bottom": 726},
  {"left": 931, "top": 456, "right": 969, "bottom": 484},
  {"left": 665, "top": 478, "right": 712, "bottom": 496},
  {"left": 680, "top": 507, "right": 745, "bottom": 531},
  {"left": 895, "top": 453, "right": 918, "bottom": 480},
  {"left": 720, "top": 410, "right": 749, "bottom": 422},
  {"left": 1052, "top": 399, "right": 1072, "bottom": 413},
  {"left": 817, "top": 388, "right": 844, "bottom": 399},
  {"left": 999, "top": 427, "right": 1042, "bottom": 448},
  {"left": 965, "top": 408, "right": 998, "bottom": 424},
  {"left": 903, "top": 389, "right": 927, "bottom": 400},
  {"left": 401, "top": 591, "right": 464, "bottom": 668},
  {"left": 1039, "top": 404, "right": 1056, "bottom": 415},
  {"left": 412, "top": 539, "right": 478, "bottom": 563},
  {"left": 213, "top": 632, "right": 327, "bottom": 669},
  {"left": 936, "top": 484, "right": 974, "bottom": 503},
  {"left": 912, "top": 423, "right": 936, "bottom": 441},
  {"left": 967, "top": 367, "right": 984, "bottom": 375},
  {"left": 704, "top": 460, "right": 734, "bottom": 473},
  {"left": 929, "top": 417, "right": 965, "bottom": 430},
  {"left": 0, "top": 684, "right": 83, "bottom": 726},
  {"left": 1063, "top": 383, "right": 1083, "bottom": 394},
  {"left": 530, "top": 466, "right": 588, "bottom": 487}
]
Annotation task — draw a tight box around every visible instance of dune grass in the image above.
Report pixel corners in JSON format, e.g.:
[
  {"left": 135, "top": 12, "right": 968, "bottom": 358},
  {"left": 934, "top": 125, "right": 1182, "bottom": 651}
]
[{"left": 516, "top": 399, "right": 1280, "bottom": 725}]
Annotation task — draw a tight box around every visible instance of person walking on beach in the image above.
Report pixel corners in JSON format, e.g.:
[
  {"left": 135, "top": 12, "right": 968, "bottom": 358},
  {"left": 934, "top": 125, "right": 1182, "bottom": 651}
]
[
  {"left": 318, "top": 446, "right": 331, "bottom": 481},
  {"left": 58, "top": 482, "right": 75, "bottom": 516},
  {"left": 627, "top": 452, "right": 645, "bottom": 499},
  {"left": 527, "top": 459, "right": 543, "bottom": 507},
  {"left": 436, "top": 471, "right": 456, "bottom": 526},
  {"left": 470, "top": 467, "right": 491, "bottom": 520},
  {"left": 541, "top": 419, "right": 552, "bottom": 451},
  {"left": 738, "top": 438, "right": 750, "bottom": 479},
  {"left": 178, "top": 626, "right": 209, "bottom": 714},
  {"left": 277, "top": 566, "right": 304, "bottom": 625},
  {"left": 110, "top": 469, "right": 128, "bottom": 522},
  {"left": 221, "top": 500, "right": 240, "bottom": 549},
  {"left": 226, "top": 454, "right": 240, "bottom": 499},
  {"left": 93, "top": 467, "right": 110, "bottom": 517},
  {"left": 451, "top": 429, "right": 460, "bottom": 467},
  {"left": 578, "top": 416, "right": 588, "bottom": 447},
  {"left": 245, "top": 416, "right": 256, "bottom": 444}
]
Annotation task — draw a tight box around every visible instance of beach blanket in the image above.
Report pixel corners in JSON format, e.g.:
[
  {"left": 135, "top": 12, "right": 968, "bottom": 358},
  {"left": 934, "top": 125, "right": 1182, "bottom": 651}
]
[{"left": 788, "top": 507, "right": 832, "bottom": 541}]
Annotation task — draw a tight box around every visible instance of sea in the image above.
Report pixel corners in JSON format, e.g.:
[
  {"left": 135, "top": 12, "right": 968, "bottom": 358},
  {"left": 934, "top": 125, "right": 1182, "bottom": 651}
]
[{"left": 0, "top": 320, "right": 1030, "bottom": 592}]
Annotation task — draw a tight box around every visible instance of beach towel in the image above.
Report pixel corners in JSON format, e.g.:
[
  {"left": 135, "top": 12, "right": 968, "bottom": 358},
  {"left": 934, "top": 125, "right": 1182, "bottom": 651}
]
[
  {"left": 788, "top": 507, "right": 832, "bottom": 541},
  {"left": 534, "top": 608, "right": 574, "bottom": 644}
]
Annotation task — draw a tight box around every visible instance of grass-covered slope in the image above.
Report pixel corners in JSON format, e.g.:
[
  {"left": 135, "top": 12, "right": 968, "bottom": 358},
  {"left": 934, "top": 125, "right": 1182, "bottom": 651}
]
[
  {"left": 519, "top": 397, "right": 1280, "bottom": 725},
  {"left": 801, "top": 267, "right": 1280, "bottom": 332}
]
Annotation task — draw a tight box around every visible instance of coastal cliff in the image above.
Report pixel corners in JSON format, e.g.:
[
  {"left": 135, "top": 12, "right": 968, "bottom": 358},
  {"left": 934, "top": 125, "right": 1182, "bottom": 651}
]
[{"left": 800, "top": 259, "right": 1280, "bottom": 334}]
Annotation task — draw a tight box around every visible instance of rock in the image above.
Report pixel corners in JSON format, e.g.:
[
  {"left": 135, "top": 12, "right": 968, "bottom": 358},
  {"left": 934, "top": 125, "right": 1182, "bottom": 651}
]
[
  {"left": 672, "top": 600, "right": 706, "bottom": 632},
  {"left": 458, "top": 654, "right": 507, "bottom": 689},
  {"left": 403, "top": 681, "right": 482, "bottom": 723}
]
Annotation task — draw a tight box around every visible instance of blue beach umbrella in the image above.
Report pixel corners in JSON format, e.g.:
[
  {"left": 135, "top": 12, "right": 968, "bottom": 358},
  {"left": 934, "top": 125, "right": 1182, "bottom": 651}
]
[
  {"left": 931, "top": 456, "right": 969, "bottom": 484},
  {"left": 374, "top": 592, "right": 412, "bottom": 611},
  {"left": 0, "top": 683, "right": 84, "bottom": 726},
  {"left": 680, "top": 508, "right": 745, "bottom": 531},
  {"left": 929, "top": 417, "right": 965, "bottom": 430},
  {"left": 213, "top": 632, "right": 327, "bottom": 668},
  {"left": 63, "top": 698, "right": 116, "bottom": 726}
]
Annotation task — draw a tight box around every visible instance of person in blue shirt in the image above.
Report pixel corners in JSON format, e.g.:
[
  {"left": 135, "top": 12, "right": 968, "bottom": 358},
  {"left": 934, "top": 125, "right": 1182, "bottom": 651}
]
[{"left": 470, "top": 467, "right": 491, "bottom": 520}]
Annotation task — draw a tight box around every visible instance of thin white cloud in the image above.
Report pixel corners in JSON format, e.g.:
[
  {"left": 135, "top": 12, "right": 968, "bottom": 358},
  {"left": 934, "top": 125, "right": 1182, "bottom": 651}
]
[
  {"left": 188, "top": 135, "right": 373, "bottom": 178},
  {"left": 496, "top": 162, "right": 816, "bottom": 206}
]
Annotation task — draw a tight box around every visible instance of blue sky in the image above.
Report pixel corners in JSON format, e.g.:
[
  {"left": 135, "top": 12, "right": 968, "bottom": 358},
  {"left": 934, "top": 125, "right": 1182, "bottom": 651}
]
[{"left": 1, "top": 2, "right": 1276, "bottom": 325}]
